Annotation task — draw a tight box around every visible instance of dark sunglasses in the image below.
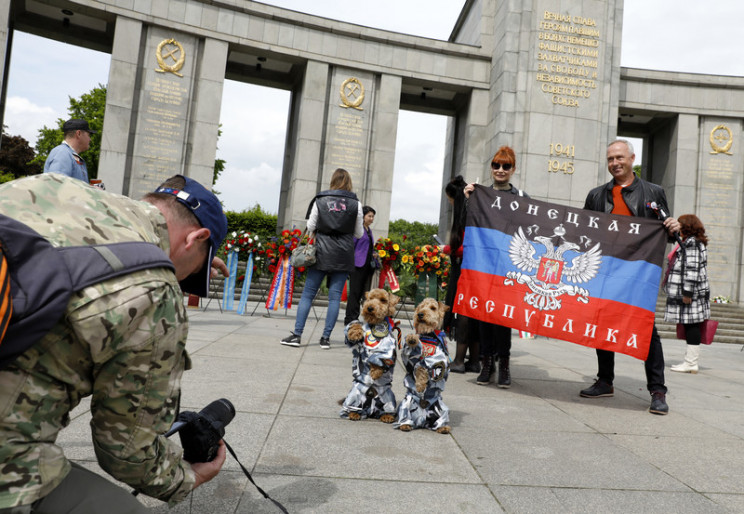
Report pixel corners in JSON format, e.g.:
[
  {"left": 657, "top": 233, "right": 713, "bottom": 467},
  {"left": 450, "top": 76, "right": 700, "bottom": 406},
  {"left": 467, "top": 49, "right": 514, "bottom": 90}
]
[{"left": 491, "top": 162, "right": 512, "bottom": 171}]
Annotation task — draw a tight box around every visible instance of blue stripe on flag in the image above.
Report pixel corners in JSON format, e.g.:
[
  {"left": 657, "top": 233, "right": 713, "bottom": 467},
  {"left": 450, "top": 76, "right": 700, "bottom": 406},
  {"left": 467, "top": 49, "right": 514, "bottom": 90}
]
[{"left": 461, "top": 226, "right": 661, "bottom": 312}]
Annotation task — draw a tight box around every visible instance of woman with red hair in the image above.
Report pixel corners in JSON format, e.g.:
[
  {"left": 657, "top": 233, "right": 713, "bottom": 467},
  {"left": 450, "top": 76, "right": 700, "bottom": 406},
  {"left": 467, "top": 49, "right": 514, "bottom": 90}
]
[
  {"left": 664, "top": 214, "right": 711, "bottom": 373},
  {"left": 464, "top": 145, "right": 528, "bottom": 387}
]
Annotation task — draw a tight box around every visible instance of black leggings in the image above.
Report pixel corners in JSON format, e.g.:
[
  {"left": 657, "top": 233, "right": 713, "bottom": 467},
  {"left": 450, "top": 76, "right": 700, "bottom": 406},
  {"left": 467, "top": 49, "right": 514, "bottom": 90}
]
[{"left": 683, "top": 322, "right": 702, "bottom": 346}]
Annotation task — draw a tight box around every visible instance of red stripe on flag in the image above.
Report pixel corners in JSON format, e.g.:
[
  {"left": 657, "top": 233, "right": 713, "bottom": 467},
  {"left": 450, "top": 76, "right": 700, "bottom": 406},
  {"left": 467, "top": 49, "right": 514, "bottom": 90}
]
[{"left": 453, "top": 269, "right": 653, "bottom": 360}]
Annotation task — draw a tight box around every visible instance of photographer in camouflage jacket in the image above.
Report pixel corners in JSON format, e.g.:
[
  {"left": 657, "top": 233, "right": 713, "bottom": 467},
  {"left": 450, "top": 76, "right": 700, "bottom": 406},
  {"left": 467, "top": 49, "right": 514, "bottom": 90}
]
[{"left": 0, "top": 173, "right": 228, "bottom": 513}]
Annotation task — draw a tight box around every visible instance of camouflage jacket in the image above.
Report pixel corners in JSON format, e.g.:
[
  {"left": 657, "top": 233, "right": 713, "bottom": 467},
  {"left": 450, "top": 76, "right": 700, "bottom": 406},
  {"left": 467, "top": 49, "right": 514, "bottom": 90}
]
[{"left": 0, "top": 174, "right": 195, "bottom": 508}]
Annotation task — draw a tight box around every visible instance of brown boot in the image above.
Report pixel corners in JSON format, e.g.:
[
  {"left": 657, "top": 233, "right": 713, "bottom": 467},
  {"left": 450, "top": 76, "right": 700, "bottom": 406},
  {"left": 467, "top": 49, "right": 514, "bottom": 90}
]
[
  {"left": 476, "top": 355, "right": 495, "bottom": 385},
  {"left": 497, "top": 356, "right": 511, "bottom": 389}
]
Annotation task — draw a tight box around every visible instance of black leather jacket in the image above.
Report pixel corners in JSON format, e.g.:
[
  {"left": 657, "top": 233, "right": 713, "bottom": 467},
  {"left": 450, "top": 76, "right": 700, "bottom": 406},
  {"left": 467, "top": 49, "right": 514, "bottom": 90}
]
[{"left": 583, "top": 176, "right": 670, "bottom": 221}]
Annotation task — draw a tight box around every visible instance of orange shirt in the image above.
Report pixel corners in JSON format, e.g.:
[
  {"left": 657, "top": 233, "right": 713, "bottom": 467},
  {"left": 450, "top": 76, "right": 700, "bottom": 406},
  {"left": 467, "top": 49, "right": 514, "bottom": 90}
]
[{"left": 611, "top": 184, "right": 632, "bottom": 216}]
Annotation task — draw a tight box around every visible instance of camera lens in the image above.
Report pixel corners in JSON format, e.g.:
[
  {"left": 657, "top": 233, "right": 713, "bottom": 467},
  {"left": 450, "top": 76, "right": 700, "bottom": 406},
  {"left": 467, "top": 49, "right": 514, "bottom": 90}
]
[{"left": 199, "top": 398, "right": 235, "bottom": 432}]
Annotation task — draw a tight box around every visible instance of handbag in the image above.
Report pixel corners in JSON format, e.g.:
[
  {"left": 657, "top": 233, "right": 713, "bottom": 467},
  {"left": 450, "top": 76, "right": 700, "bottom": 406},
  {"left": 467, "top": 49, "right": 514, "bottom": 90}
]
[
  {"left": 290, "top": 231, "right": 316, "bottom": 268},
  {"left": 676, "top": 319, "right": 719, "bottom": 345}
]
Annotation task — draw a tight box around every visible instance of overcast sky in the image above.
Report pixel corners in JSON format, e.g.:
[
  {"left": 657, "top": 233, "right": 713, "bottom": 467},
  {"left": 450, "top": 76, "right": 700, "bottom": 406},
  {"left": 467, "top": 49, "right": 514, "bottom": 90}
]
[{"left": 4, "top": 0, "right": 744, "bottom": 223}]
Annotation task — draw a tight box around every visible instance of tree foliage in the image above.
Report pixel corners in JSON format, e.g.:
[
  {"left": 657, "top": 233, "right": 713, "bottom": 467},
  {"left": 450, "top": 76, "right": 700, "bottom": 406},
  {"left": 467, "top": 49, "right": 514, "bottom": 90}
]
[
  {"left": 0, "top": 128, "right": 41, "bottom": 182},
  {"left": 32, "top": 85, "right": 106, "bottom": 179},
  {"left": 388, "top": 219, "right": 439, "bottom": 247}
]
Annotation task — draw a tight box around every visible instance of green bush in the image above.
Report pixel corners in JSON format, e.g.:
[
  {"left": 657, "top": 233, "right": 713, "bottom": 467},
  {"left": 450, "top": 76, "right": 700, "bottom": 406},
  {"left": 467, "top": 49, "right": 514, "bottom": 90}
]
[{"left": 225, "top": 206, "right": 277, "bottom": 239}]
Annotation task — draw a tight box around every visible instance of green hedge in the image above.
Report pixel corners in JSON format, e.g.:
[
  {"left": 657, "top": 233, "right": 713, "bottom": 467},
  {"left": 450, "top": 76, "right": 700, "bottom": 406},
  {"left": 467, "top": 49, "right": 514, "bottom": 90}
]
[{"left": 225, "top": 206, "right": 277, "bottom": 239}]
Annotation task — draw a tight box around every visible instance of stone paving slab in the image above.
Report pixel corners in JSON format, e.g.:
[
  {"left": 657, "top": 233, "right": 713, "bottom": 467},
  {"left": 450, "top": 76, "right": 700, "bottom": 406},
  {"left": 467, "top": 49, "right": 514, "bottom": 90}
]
[{"left": 56, "top": 301, "right": 744, "bottom": 513}]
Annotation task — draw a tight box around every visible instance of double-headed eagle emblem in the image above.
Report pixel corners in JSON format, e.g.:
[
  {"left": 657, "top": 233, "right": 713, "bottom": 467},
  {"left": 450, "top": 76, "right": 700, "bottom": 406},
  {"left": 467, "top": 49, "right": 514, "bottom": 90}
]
[{"left": 506, "top": 224, "right": 602, "bottom": 311}]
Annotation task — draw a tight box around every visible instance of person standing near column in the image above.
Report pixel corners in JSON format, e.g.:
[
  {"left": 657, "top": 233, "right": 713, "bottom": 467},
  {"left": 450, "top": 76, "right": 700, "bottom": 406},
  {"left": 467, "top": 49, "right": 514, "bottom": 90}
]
[
  {"left": 344, "top": 205, "right": 378, "bottom": 326},
  {"left": 464, "top": 146, "right": 528, "bottom": 388},
  {"left": 578, "top": 139, "right": 680, "bottom": 415},
  {"left": 664, "top": 214, "right": 710, "bottom": 373},
  {"left": 43, "top": 119, "right": 95, "bottom": 183},
  {"left": 280, "top": 168, "right": 363, "bottom": 350}
]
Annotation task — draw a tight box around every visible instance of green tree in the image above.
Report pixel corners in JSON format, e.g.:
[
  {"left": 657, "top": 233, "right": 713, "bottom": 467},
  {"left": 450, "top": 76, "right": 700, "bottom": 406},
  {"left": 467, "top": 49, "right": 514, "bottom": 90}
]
[
  {"left": 388, "top": 219, "right": 439, "bottom": 247},
  {"left": 213, "top": 124, "right": 225, "bottom": 187},
  {"left": 32, "top": 84, "right": 106, "bottom": 179},
  {"left": 0, "top": 127, "right": 41, "bottom": 182}
]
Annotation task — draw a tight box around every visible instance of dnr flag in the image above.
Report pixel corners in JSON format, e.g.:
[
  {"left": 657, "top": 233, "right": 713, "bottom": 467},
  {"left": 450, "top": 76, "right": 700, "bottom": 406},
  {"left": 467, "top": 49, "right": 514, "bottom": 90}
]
[{"left": 454, "top": 186, "right": 668, "bottom": 361}]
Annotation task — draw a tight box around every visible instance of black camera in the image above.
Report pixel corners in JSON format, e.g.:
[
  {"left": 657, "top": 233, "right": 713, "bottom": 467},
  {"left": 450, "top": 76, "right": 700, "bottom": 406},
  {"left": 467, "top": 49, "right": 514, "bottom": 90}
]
[{"left": 165, "top": 398, "right": 235, "bottom": 463}]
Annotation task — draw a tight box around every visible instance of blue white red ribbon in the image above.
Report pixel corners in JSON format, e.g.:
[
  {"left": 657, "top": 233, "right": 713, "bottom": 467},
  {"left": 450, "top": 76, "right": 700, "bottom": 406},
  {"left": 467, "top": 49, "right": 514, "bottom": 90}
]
[{"left": 266, "top": 255, "right": 295, "bottom": 311}]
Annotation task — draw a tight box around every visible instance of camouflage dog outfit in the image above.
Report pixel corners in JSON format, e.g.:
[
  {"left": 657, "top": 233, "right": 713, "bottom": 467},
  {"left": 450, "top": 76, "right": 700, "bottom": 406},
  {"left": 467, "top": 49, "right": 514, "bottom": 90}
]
[
  {"left": 340, "top": 318, "right": 397, "bottom": 419},
  {"left": 395, "top": 330, "right": 451, "bottom": 431},
  {"left": 0, "top": 175, "right": 195, "bottom": 508}
]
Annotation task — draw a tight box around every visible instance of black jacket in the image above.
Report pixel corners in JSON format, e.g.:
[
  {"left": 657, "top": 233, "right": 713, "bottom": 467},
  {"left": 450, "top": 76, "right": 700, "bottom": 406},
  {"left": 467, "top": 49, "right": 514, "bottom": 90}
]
[
  {"left": 583, "top": 176, "right": 669, "bottom": 220},
  {"left": 307, "top": 190, "right": 360, "bottom": 273}
]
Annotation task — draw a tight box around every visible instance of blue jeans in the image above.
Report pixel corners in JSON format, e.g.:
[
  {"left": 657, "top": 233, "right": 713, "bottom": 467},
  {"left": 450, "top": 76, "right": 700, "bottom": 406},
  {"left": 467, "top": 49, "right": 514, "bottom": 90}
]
[{"left": 294, "top": 268, "right": 348, "bottom": 339}]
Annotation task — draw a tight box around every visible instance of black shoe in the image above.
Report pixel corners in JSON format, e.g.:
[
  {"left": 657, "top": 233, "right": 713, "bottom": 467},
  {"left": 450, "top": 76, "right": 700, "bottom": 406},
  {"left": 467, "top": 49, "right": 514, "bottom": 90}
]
[
  {"left": 464, "top": 359, "right": 481, "bottom": 373},
  {"left": 450, "top": 361, "right": 466, "bottom": 373},
  {"left": 497, "top": 356, "right": 511, "bottom": 389},
  {"left": 280, "top": 333, "right": 301, "bottom": 347},
  {"left": 319, "top": 337, "right": 330, "bottom": 350},
  {"left": 649, "top": 391, "right": 669, "bottom": 415},
  {"left": 579, "top": 379, "right": 614, "bottom": 398},
  {"left": 476, "top": 356, "right": 495, "bottom": 385}
]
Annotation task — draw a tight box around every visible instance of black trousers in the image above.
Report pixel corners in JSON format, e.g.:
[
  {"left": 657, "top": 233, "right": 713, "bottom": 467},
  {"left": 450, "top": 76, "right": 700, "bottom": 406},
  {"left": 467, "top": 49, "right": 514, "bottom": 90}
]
[
  {"left": 1, "top": 462, "right": 150, "bottom": 514},
  {"left": 595, "top": 324, "right": 667, "bottom": 393},
  {"left": 475, "top": 319, "right": 512, "bottom": 358},
  {"left": 344, "top": 265, "right": 373, "bottom": 325}
]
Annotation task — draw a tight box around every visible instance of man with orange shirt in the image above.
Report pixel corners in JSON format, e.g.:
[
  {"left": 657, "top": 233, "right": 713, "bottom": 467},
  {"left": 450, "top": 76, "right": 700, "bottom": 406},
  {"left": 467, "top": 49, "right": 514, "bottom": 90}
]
[{"left": 579, "top": 139, "right": 680, "bottom": 415}]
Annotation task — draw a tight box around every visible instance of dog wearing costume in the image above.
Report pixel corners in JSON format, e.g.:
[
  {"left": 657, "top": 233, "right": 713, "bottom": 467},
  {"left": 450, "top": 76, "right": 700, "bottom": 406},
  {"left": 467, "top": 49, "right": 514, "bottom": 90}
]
[
  {"left": 396, "top": 298, "right": 452, "bottom": 434},
  {"left": 340, "top": 288, "right": 400, "bottom": 423}
]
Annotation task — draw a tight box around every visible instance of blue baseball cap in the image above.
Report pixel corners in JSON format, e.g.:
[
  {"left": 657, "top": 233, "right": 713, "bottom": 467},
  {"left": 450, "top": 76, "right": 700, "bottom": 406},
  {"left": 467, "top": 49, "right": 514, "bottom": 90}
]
[{"left": 154, "top": 175, "right": 227, "bottom": 297}]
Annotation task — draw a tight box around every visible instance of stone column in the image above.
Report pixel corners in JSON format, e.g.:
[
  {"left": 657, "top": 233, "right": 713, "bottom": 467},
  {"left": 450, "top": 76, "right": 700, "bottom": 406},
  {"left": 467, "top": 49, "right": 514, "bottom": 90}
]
[
  {"left": 183, "top": 38, "right": 227, "bottom": 186},
  {"left": 439, "top": 88, "right": 489, "bottom": 232},
  {"left": 0, "top": 2, "right": 12, "bottom": 134},
  {"left": 279, "top": 60, "right": 328, "bottom": 230},
  {"left": 488, "top": 0, "right": 623, "bottom": 207},
  {"left": 364, "top": 73, "right": 402, "bottom": 238},
  {"left": 696, "top": 119, "right": 743, "bottom": 301},
  {"left": 98, "top": 16, "right": 142, "bottom": 194},
  {"left": 321, "top": 68, "right": 377, "bottom": 195}
]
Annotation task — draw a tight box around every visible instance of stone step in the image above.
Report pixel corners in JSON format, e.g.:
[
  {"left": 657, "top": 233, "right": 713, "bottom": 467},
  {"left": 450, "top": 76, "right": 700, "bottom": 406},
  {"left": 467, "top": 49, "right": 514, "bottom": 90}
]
[{"left": 656, "top": 296, "right": 744, "bottom": 345}]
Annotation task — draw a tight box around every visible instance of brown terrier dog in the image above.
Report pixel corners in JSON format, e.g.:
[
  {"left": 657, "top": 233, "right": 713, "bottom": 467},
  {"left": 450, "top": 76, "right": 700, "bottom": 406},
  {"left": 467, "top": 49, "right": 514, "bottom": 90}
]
[
  {"left": 341, "top": 288, "right": 400, "bottom": 423},
  {"left": 396, "top": 298, "right": 452, "bottom": 434}
]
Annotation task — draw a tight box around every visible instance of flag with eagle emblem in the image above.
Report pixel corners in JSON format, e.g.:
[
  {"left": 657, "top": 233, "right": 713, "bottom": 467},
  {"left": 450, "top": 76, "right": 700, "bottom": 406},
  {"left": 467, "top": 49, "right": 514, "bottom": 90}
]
[{"left": 453, "top": 185, "right": 668, "bottom": 360}]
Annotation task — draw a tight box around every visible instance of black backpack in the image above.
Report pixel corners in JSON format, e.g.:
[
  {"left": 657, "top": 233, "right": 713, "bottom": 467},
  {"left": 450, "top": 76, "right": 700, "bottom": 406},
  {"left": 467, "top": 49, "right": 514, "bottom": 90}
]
[{"left": 0, "top": 213, "right": 175, "bottom": 369}]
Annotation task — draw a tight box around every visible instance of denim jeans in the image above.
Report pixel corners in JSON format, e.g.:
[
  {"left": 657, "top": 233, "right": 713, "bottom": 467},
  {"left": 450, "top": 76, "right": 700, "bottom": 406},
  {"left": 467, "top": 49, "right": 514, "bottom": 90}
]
[{"left": 294, "top": 268, "right": 348, "bottom": 339}]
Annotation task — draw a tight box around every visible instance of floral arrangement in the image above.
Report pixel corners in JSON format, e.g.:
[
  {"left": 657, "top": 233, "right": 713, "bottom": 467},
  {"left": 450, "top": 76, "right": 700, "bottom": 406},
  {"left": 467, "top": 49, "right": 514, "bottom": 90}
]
[
  {"left": 375, "top": 236, "right": 405, "bottom": 268},
  {"left": 712, "top": 295, "right": 730, "bottom": 304},
  {"left": 265, "top": 229, "right": 305, "bottom": 274},
  {"left": 408, "top": 244, "right": 450, "bottom": 277},
  {"left": 224, "top": 231, "right": 262, "bottom": 257},
  {"left": 223, "top": 231, "right": 264, "bottom": 275}
]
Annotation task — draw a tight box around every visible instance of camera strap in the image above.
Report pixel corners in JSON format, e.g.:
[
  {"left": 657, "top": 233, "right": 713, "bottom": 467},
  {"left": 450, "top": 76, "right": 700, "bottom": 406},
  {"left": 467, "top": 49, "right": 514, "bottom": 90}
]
[{"left": 224, "top": 440, "right": 289, "bottom": 513}]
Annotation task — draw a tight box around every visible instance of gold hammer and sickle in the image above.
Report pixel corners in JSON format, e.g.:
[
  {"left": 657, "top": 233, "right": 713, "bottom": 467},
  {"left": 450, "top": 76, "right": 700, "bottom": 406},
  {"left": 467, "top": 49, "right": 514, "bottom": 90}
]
[{"left": 155, "top": 39, "right": 186, "bottom": 77}]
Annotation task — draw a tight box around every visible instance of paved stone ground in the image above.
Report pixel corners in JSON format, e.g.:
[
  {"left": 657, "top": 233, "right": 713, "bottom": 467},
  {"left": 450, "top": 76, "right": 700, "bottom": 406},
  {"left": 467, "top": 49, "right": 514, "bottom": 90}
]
[{"left": 59, "top": 301, "right": 744, "bottom": 513}]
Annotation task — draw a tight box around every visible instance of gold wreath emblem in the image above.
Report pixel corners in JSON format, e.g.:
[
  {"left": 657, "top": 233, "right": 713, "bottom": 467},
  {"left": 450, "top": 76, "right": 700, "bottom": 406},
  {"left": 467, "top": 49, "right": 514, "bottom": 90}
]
[
  {"left": 155, "top": 39, "right": 186, "bottom": 77},
  {"left": 709, "top": 124, "right": 733, "bottom": 155},
  {"left": 339, "top": 77, "right": 365, "bottom": 110}
]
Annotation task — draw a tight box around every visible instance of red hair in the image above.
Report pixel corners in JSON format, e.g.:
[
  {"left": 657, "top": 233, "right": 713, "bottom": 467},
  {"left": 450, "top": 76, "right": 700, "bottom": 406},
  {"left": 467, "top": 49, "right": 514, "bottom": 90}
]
[
  {"left": 492, "top": 146, "right": 516, "bottom": 165},
  {"left": 679, "top": 214, "right": 708, "bottom": 246}
]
